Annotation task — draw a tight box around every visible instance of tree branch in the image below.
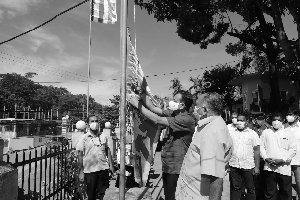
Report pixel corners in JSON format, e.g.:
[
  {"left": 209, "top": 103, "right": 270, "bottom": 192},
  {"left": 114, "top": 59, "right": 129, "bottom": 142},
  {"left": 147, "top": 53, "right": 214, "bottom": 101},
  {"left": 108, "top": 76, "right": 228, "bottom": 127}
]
[{"left": 227, "top": 31, "right": 266, "bottom": 53}]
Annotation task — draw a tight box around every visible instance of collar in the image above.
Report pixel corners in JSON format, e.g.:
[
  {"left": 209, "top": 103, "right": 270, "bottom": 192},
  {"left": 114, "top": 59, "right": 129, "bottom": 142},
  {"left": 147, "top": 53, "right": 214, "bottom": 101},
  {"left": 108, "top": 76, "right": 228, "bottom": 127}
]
[
  {"left": 285, "top": 121, "right": 300, "bottom": 128},
  {"left": 86, "top": 131, "right": 98, "bottom": 138},
  {"left": 197, "top": 116, "right": 219, "bottom": 127},
  {"left": 235, "top": 127, "right": 250, "bottom": 132}
]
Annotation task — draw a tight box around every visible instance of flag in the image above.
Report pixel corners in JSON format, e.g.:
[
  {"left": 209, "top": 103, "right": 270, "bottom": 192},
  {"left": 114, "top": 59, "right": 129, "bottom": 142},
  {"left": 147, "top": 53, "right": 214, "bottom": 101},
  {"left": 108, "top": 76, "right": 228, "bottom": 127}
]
[
  {"left": 91, "top": 0, "right": 117, "bottom": 24},
  {"left": 127, "top": 30, "right": 161, "bottom": 186}
]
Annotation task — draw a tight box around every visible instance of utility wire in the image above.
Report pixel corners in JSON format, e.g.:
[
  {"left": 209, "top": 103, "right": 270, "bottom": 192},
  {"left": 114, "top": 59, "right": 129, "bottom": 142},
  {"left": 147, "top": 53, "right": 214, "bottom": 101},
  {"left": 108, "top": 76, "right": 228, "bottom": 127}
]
[
  {"left": 0, "top": 0, "right": 90, "bottom": 46},
  {"left": 35, "top": 60, "right": 239, "bottom": 83},
  {"left": 0, "top": 51, "right": 90, "bottom": 80}
]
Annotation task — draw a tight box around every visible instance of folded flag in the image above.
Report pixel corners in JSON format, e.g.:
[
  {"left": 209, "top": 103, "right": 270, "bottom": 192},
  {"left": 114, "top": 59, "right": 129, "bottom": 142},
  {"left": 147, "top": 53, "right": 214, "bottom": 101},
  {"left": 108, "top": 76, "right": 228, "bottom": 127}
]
[{"left": 91, "top": 0, "right": 117, "bottom": 24}]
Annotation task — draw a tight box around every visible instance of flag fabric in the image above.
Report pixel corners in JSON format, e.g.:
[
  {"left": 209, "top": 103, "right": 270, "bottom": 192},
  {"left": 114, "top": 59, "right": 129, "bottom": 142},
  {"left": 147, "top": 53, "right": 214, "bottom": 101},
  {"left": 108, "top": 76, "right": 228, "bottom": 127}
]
[
  {"left": 91, "top": 0, "right": 117, "bottom": 24},
  {"left": 127, "top": 30, "right": 161, "bottom": 186}
]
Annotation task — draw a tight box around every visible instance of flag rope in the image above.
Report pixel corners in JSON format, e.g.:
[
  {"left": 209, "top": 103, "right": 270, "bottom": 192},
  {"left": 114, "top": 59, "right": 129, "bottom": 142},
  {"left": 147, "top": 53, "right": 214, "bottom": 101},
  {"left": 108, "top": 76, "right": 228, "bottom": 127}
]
[{"left": 87, "top": 0, "right": 93, "bottom": 117}]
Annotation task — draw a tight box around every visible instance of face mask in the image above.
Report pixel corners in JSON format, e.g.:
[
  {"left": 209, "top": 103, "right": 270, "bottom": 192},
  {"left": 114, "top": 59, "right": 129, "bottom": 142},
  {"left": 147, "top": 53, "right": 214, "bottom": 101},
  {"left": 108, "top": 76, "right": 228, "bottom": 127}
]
[
  {"left": 168, "top": 101, "right": 180, "bottom": 111},
  {"left": 286, "top": 115, "right": 295, "bottom": 123},
  {"left": 89, "top": 122, "right": 99, "bottom": 131},
  {"left": 236, "top": 121, "right": 246, "bottom": 130},
  {"left": 232, "top": 118, "right": 238, "bottom": 125},
  {"left": 272, "top": 120, "right": 282, "bottom": 130}
]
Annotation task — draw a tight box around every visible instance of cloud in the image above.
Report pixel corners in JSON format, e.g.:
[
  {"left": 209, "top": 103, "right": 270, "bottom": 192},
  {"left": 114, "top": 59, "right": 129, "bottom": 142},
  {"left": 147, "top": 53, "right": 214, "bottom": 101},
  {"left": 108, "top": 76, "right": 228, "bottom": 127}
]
[
  {"left": 0, "top": 0, "right": 44, "bottom": 17},
  {"left": 26, "top": 28, "right": 64, "bottom": 52}
]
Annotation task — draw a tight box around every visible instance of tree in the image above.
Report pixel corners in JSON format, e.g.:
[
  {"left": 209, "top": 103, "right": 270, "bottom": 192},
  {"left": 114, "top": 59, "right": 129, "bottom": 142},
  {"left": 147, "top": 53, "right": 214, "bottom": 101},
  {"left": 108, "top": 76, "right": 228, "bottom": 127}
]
[
  {"left": 169, "top": 78, "right": 183, "bottom": 95},
  {"left": 201, "top": 64, "right": 242, "bottom": 110},
  {"left": 135, "top": 0, "right": 300, "bottom": 111},
  {"left": 0, "top": 73, "right": 40, "bottom": 109},
  {"left": 24, "top": 72, "right": 38, "bottom": 79}
]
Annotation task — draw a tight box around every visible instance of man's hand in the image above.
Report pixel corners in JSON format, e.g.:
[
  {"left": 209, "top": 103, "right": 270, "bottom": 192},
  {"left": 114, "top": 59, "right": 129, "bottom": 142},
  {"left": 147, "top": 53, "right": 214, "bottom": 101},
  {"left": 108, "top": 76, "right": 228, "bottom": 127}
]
[
  {"left": 127, "top": 94, "right": 140, "bottom": 108},
  {"left": 272, "top": 159, "right": 285, "bottom": 166},
  {"left": 79, "top": 170, "right": 84, "bottom": 182},
  {"left": 265, "top": 158, "right": 274, "bottom": 164},
  {"left": 253, "top": 167, "right": 260, "bottom": 175}
]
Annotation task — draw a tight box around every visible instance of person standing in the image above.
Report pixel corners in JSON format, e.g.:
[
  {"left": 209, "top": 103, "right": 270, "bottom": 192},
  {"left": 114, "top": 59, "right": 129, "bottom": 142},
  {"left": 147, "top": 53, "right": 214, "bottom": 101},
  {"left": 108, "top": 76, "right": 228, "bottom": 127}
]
[
  {"left": 260, "top": 113, "right": 296, "bottom": 200},
  {"left": 285, "top": 111, "right": 300, "bottom": 199},
  {"left": 76, "top": 115, "right": 115, "bottom": 200},
  {"left": 128, "top": 90, "right": 195, "bottom": 200},
  {"left": 175, "top": 92, "right": 233, "bottom": 200},
  {"left": 228, "top": 112, "right": 238, "bottom": 132},
  {"left": 228, "top": 113, "right": 260, "bottom": 200}
]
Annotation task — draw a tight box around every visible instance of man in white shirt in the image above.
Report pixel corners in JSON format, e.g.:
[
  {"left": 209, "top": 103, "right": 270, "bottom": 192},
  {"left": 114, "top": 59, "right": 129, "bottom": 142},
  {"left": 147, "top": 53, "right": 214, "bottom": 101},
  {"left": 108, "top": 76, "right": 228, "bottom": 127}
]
[
  {"left": 76, "top": 115, "right": 115, "bottom": 200},
  {"left": 175, "top": 92, "right": 232, "bottom": 200},
  {"left": 285, "top": 111, "right": 300, "bottom": 198},
  {"left": 227, "top": 112, "right": 238, "bottom": 133},
  {"left": 229, "top": 113, "right": 260, "bottom": 200},
  {"left": 260, "top": 113, "right": 297, "bottom": 200}
]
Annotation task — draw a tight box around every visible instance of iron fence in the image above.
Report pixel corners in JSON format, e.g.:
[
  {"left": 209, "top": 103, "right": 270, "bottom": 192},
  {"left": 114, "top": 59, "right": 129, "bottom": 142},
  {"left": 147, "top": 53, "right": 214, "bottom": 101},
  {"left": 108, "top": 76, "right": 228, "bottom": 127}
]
[{"left": 4, "top": 142, "right": 81, "bottom": 200}]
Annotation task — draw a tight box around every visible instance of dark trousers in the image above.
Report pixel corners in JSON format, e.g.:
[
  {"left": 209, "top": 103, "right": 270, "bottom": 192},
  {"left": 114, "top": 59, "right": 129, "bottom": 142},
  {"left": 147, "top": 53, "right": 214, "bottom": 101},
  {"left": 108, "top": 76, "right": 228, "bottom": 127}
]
[
  {"left": 84, "top": 170, "right": 110, "bottom": 200},
  {"left": 254, "top": 159, "right": 265, "bottom": 200},
  {"left": 229, "top": 167, "right": 256, "bottom": 200},
  {"left": 263, "top": 171, "right": 292, "bottom": 200},
  {"left": 162, "top": 172, "right": 179, "bottom": 200}
]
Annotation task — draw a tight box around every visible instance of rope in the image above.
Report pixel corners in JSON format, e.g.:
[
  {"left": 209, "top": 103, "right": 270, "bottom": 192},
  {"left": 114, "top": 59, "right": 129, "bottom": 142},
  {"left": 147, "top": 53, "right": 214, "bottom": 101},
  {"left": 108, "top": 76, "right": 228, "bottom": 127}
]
[{"left": 0, "top": 0, "right": 90, "bottom": 46}]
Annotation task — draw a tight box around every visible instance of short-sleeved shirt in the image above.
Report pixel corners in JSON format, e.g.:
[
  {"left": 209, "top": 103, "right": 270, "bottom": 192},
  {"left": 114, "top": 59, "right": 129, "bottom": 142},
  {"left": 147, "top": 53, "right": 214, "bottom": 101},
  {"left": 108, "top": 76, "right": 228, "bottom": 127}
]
[
  {"left": 285, "top": 123, "right": 300, "bottom": 165},
  {"left": 76, "top": 131, "right": 109, "bottom": 173},
  {"left": 229, "top": 127, "right": 260, "bottom": 169},
  {"left": 175, "top": 116, "right": 232, "bottom": 200},
  {"left": 161, "top": 109, "right": 196, "bottom": 174}
]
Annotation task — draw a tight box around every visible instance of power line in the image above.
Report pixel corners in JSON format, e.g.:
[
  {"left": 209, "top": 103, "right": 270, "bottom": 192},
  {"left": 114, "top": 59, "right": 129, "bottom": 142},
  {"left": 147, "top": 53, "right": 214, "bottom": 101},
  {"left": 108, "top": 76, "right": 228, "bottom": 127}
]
[
  {"left": 34, "top": 59, "right": 239, "bottom": 83},
  {"left": 0, "top": 51, "right": 90, "bottom": 80},
  {"left": 0, "top": 0, "right": 90, "bottom": 46}
]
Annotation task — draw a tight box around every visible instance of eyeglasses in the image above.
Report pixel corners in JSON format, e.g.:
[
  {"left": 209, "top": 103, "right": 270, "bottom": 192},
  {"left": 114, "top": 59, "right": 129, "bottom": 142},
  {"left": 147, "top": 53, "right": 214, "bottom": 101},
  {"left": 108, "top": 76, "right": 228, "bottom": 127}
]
[{"left": 90, "top": 120, "right": 99, "bottom": 122}]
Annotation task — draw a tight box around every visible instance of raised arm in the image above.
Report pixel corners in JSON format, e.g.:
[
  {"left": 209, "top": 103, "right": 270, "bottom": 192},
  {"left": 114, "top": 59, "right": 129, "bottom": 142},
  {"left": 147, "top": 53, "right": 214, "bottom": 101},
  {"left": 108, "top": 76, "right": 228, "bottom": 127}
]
[
  {"left": 141, "top": 92, "right": 164, "bottom": 116},
  {"left": 129, "top": 94, "right": 169, "bottom": 126}
]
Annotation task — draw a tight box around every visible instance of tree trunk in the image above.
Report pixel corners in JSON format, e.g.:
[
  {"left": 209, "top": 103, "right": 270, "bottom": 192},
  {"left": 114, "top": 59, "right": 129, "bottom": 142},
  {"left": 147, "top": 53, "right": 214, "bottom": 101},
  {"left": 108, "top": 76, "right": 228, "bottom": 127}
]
[
  {"left": 287, "top": 0, "right": 300, "bottom": 60},
  {"left": 271, "top": 0, "right": 298, "bottom": 68},
  {"left": 256, "top": 3, "right": 282, "bottom": 112}
]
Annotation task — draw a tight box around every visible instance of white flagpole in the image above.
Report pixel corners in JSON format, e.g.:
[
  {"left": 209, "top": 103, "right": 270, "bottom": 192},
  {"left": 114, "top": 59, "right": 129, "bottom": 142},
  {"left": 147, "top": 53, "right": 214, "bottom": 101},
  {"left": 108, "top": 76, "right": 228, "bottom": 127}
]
[
  {"left": 87, "top": 1, "right": 93, "bottom": 117},
  {"left": 119, "top": 0, "right": 128, "bottom": 199}
]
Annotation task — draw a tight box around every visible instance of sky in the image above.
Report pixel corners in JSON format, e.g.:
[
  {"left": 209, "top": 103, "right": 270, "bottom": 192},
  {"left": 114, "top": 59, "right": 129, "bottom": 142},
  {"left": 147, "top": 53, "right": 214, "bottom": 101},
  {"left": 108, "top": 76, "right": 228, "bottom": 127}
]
[{"left": 0, "top": 0, "right": 297, "bottom": 105}]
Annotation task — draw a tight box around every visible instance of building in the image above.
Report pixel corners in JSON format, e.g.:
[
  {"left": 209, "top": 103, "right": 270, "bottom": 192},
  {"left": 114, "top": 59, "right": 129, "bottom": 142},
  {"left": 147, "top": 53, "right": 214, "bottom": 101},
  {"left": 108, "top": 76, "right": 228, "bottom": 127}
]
[{"left": 230, "top": 72, "right": 299, "bottom": 113}]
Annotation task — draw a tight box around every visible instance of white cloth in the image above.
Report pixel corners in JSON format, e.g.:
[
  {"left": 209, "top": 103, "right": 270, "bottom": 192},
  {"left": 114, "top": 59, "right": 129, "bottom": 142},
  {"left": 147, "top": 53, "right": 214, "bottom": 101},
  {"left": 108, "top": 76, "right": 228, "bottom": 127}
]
[
  {"left": 260, "top": 128, "right": 297, "bottom": 176},
  {"left": 227, "top": 123, "right": 236, "bottom": 133},
  {"left": 76, "top": 131, "right": 109, "bottom": 173},
  {"left": 175, "top": 116, "right": 232, "bottom": 200},
  {"left": 229, "top": 127, "right": 260, "bottom": 169},
  {"left": 285, "top": 124, "right": 300, "bottom": 165}
]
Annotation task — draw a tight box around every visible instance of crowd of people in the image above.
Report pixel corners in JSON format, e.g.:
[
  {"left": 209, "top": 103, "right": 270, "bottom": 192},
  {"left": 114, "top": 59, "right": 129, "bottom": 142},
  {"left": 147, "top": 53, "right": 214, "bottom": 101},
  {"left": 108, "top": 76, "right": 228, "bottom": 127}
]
[
  {"left": 128, "top": 90, "right": 300, "bottom": 200},
  {"left": 74, "top": 89, "right": 300, "bottom": 200}
]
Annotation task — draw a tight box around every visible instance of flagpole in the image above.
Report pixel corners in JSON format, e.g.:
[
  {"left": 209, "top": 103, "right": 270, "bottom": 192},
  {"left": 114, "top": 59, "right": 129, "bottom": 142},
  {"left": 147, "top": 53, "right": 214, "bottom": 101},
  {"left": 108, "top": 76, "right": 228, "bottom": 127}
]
[
  {"left": 119, "top": 0, "right": 128, "bottom": 199},
  {"left": 87, "top": 1, "right": 92, "bottom": 118}
]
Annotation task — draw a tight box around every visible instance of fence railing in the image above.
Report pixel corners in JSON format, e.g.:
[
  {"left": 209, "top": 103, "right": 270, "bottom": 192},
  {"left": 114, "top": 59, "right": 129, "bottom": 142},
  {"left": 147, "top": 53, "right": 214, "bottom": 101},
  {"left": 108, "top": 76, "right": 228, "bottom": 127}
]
[{"left": 4, "top": 142, "right": 78, "bottom": 200}]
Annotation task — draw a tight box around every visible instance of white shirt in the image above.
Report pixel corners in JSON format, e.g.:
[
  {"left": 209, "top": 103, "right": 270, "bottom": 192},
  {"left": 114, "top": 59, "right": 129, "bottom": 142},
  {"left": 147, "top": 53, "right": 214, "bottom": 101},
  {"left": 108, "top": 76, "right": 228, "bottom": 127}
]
[
  {"left": 76, "top": 131, "right": 109, "bottom": 173},
  {"left": 229, "top": 127, "right": 260, "bottom": 169},
  {"left": 176, "top": 116, "right": 232, "bottom": 200},
  {"left": 285, "top": 123, "right": 300, "bottom": 165},
  {"left": 227, "top": 123, "right": 236, "bottom": 133},
  {"left": 260, "top": 128, "right": 296, "bottom": 176}
]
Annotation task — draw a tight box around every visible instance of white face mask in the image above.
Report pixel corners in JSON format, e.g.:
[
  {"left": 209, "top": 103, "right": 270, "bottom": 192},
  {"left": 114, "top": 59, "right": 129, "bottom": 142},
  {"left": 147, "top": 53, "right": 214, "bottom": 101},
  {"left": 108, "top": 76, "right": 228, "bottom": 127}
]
[
  {"left": 272, "top": 120, "right": 282, "bottom": 130},
  {"left": 232, "top": 118, "right": 238, "bottom": 125},
  {"left": 89, "top": 122, "right": 99, "bottom": 131},
  {"left": 236, "top": 121, "right": 246, "bottom": 130},
  {"left": 168, "top": 101, "right": 180, "bottom": 111},
  {"left": 286, "top": 115, "right": 295, "bottom": 123}
]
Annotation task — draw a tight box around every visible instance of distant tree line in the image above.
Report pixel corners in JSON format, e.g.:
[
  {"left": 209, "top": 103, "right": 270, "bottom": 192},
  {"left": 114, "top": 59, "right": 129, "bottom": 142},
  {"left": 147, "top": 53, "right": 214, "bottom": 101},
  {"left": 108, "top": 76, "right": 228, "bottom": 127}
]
[{"left": 0, "top": 73, "right": 120, "bottom": 127}]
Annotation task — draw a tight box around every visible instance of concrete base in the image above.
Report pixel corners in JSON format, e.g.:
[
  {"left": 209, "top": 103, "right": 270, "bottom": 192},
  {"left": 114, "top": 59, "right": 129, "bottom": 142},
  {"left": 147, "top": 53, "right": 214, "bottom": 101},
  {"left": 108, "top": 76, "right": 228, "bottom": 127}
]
[{"left": 0, "top": 161, "right": 18, "bottom": 200}]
